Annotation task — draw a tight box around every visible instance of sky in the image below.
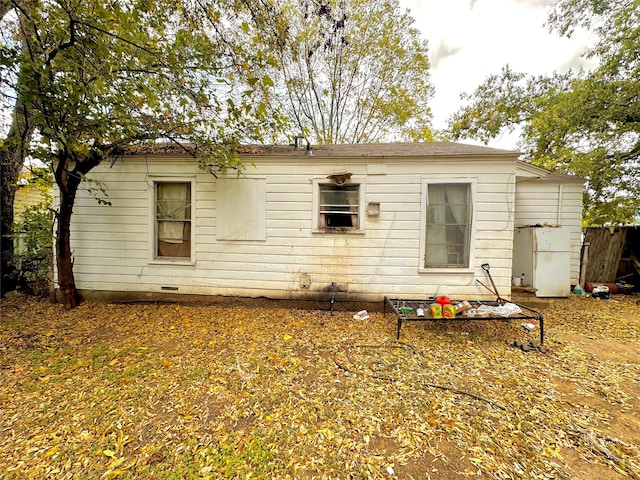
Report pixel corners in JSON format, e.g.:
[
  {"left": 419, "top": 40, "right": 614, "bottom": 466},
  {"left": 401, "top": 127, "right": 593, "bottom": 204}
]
[
  {"left": 397, "top": 0, "right": 596, "bottom": 149},
  {"left": 2, "top": 0, "right": 596, "bottom": 151}
]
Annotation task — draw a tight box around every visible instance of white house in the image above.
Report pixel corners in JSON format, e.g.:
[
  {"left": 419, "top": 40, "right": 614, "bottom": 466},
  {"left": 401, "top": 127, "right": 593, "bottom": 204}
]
[
  {"left": 512, "top": 164, "right": 585, "bottom": 296},
  {"left": 65, "top": 142, "right": 583, "bottom": 302}
]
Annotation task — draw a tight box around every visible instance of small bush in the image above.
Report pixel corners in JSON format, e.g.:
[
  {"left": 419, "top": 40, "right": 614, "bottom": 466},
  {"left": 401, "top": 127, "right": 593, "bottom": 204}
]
[{"left": 14, "top": 190, "right": 54, "bottom": 296}]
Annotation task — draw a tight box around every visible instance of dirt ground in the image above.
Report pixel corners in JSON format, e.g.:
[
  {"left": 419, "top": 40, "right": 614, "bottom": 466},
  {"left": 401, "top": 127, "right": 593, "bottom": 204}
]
[
  {"left": 545, "top": 328, "right": 640, "bottom": 480},
  {"left": 0, "top": 291, "right": 639, "bottom": 479}
]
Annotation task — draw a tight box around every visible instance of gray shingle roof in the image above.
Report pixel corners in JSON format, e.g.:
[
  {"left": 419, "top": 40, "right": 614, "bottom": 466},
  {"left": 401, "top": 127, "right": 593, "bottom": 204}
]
[
  {"left": 249, "top": 142, "right": 519, "bottom": 158},
  {"left": 123, "top": 141, "right": 519, "bottom": 158}
]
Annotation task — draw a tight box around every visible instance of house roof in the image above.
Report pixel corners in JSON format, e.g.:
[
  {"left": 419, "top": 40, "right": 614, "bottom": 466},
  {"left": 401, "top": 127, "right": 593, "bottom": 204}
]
[
  {"left": 516, "top": 160, "right": 586, "bottom": 183},
  {"left": 542, "top": 172, "right": 587, "bottom": 183},
  {"left": 122, "top": 142, "right": 586, "bottom": 182},
  {"left": 124, "top": 141, "right": 520, "bottom": 159},
  {"left": 244, "top": 142, "right": 519, "bottom": 158}
]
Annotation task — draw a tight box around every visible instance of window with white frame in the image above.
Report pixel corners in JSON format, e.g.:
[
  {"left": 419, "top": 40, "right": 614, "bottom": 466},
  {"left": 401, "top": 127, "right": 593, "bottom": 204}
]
[
  {"left": 423, "top": 182, "right": 472, "bottom": 268},
  {"left": 318, "top": 183, "right": 360, "bottom": 231},
  {"left": 155, "top": 181, "right": 192, "bottom": 259}
]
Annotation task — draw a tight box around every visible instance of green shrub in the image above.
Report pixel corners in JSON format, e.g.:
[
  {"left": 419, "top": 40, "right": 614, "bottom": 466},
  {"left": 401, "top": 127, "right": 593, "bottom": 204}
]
[{"left": 13, "top": 178, "right": 54, "bottom": 295}]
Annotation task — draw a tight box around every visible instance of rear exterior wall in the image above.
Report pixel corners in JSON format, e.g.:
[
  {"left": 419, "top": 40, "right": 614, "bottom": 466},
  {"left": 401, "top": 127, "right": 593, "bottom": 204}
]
[
  {"left": 68, "top": 154, "right": 518, "bottom": 301},
  {"left": 514, "top": 179, "right": 584, "bottom": 285}
]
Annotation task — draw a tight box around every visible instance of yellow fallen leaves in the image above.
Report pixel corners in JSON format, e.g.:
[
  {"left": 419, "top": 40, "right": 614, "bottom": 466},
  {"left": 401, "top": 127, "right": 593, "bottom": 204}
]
[
  {"left": 0, "top": 293, "right": 639, "bottom": 479},
  {"left": 545, "top": 445, "right": 564, "bottom": 460}
]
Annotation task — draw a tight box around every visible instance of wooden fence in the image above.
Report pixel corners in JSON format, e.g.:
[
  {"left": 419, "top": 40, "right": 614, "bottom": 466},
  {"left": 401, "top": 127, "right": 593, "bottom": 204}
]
[{"left": 583, "top": 226, "right": 640, "bottom": 286}]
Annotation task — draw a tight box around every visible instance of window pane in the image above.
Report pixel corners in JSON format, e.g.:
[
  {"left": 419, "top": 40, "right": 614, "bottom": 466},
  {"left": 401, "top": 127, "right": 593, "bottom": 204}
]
[
  {"left": 157, "top": 183, "right": 191, "bottom": 220},
  {"left": 425, "top": 184, "right": 470, "bottom": 267},
  {"left": 319, "top": 184, "right": 359, "bottom": 230},
  {"left": 427, "top": 205, "right": 446, "bottom": 223},
  {"left": 156, "top": 182, "right": 191, "bottom": 258}
]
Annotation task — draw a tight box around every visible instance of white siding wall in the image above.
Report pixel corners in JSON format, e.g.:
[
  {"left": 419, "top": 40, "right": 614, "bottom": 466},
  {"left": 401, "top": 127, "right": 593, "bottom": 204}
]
[
  {"left": 514, "top": 179, "right": 584, "bottom": 285},
  {"left": 69, "top": 154, "right": 519, "bottom": 301},
  {"left": 14, "top": 185, "right": 49, "bottom": 220}
]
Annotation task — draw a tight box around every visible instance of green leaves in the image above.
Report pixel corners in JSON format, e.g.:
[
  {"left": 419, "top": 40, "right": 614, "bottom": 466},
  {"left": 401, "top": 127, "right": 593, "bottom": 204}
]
[
  {"left": 254, "top": 0, "right": 434, "bottom": 144},
  {"left": 247, "top": 75, "right": 274, "bottom": 88},
  {"left": 448, "top": 1, "right": 640, "bottom": 226},
  {"left": 3, "top": 0, "right": 282, "bottom": 168},
  {"left": 12, "top": 168, "right": 54, "bottom": 290}
]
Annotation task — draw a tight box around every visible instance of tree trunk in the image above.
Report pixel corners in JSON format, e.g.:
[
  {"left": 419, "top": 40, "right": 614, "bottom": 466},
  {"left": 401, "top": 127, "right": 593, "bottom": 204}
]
[
  {"left": 56, "top": 188, "right": 81, "bottom": 309},
  {"left": 54, "top": 149, "right": 105, "bottom": 309},
  {"left": 1, "top": 109, "right": 33, "bottom": 298},
  {"left": 54, "top": 155, "right": 83, "bottom": 310},
  {"left": 0, "top": 146, "right": 21, "bottom": 296},
  {"left": 1, "top": 4, "right": 36, "bottom": 297}
]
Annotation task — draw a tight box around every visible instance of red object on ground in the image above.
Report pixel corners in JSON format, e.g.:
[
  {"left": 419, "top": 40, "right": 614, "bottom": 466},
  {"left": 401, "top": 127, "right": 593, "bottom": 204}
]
[
  {"left": 584, "top": 282, "right": 618, "bottom": 293},
  {"left": 436, "top": 296, "right": 451, "bottom": 305}
]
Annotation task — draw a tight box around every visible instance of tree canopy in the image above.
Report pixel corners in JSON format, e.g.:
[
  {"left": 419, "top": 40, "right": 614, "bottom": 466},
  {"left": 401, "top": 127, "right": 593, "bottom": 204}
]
[
  {"left": 0, "top": 0, "right": 436, "bottom": 305},
  {"left": 2, "top": 0, "right": 281, "bottom": 163},
  {"left": 259, "top": 0, "right": 434, "bottom": 144},
  {"left": 447, "top": 0, "right": 640, "bottom": 226},
  {"left": 0, "top": 0, "right": 282, "bottom": 306}
]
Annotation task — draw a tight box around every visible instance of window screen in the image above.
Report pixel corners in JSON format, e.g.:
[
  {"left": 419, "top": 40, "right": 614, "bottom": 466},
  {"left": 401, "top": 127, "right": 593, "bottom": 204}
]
[
  {"left": 156, "top": 182, "right": 191, "bottom": 258},
  {"left": 425, "top": 183, "right": 471, "bottom": 267}
]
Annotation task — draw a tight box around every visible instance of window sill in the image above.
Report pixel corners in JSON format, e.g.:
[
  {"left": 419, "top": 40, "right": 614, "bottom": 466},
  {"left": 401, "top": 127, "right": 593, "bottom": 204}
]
[
  {"left": 148, "top": 259, "right": 195, "bottom": 266},
  {"left": 418, "top": 267, "right": 472, "bottom": 275},
  {"left": 312, "top": 229, "right": 365, "bottom": 235}
]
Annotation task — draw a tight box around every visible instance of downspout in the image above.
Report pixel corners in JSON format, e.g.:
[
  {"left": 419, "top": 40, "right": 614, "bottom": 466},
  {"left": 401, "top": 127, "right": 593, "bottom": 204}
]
[{"left": 557, "top": 184, "right": 563, "bottom": 225}]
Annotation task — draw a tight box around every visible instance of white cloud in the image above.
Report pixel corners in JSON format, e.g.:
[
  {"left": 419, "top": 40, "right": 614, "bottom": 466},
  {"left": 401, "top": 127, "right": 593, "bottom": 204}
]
[{"left": 399, "top": 0, "right": 595, "bottom": 148}]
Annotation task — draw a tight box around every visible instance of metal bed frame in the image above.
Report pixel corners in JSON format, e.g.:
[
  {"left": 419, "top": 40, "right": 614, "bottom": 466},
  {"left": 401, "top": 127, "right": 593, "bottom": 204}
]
[{"left": 383, "top": 296, "right": 544, "bottom": 344}]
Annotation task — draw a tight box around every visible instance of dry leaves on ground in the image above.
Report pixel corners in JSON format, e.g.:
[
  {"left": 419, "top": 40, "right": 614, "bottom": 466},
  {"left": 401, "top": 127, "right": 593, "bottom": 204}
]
[{"left": 0, "top": 292, "right": 639, "bottom": 479}]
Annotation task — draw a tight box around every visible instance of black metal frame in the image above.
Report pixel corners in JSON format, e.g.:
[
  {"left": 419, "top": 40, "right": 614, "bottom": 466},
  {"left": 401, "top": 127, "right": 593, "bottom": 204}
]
[{"left": 383, "top": 296, "right": 544, "bottom": 344}]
